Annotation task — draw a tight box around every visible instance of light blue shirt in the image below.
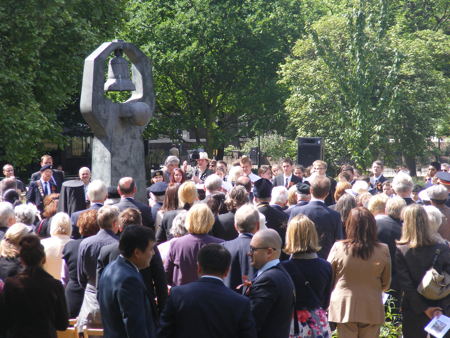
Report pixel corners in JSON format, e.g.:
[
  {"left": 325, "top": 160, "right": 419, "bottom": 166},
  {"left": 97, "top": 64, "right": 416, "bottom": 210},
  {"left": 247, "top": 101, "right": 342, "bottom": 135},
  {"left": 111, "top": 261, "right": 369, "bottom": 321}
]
[{"left": 256, "top": 258, "right": 280, "bottom": 277}]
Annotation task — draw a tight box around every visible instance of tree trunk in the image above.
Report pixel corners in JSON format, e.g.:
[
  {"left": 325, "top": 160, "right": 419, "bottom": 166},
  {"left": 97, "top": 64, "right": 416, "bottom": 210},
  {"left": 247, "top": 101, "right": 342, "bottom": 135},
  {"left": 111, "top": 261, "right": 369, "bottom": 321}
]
[{"left": 402, "top": 153, "right": 417, "bottom": 177}]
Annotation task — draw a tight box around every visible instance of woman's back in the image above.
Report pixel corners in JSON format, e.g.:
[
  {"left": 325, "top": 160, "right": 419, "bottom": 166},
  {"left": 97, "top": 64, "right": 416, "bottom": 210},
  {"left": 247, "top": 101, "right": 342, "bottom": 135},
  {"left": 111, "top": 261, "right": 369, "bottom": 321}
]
[
  {"left": 328, "top": 241, "right": 391, "bottom": 324},
  {"left": 3, "top": 267, "right": 68, "bottom": 337},
  {"left": 281, "top": 254, "right": 332, "bottom": 310}
]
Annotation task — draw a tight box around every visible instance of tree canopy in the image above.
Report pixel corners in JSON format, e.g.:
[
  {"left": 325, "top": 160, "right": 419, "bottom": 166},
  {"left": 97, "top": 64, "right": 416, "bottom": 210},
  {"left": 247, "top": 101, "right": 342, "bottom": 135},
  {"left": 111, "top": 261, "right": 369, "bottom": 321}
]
[
  {"left": 0, "top": 0, "right": 126, "bottom": 166},
  {"left": 279, "top": 0, "right": 449, "bottom": 173}
]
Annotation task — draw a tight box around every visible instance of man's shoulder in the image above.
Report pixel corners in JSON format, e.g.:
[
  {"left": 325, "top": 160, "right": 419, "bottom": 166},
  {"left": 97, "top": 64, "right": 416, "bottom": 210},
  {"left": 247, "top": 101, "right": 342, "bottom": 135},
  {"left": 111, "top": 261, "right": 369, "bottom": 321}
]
[
  {"left": 223, "top": 235, "right": 250, "bottom": 249},
  {"left": 254, "top": 265, "right": 293, "bottom": 288},
  {"left": 99, "top": 242, "right": 119, "bottom": 259}
]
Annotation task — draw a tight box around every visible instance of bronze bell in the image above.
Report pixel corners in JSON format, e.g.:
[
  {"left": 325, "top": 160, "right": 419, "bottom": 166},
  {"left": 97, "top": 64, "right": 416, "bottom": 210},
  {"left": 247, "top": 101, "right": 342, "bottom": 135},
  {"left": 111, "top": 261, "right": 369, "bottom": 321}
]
[{"left": 104, "top": 49, "right": 136, "bottom": 92}]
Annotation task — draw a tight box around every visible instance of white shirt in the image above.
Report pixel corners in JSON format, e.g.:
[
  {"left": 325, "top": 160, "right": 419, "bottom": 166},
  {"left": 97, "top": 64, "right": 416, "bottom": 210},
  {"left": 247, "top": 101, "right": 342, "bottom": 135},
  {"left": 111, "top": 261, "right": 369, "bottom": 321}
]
[{"left": 248, "top": 172, "right": 261, "bottom": 183}]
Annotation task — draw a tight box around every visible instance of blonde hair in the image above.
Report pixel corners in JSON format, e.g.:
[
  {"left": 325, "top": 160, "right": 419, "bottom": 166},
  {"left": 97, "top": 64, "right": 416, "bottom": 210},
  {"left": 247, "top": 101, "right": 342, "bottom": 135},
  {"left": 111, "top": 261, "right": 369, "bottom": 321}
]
[
  {"left": 398, "top": 204, "right": 435, "bottom": 248},
  {"left": 185, "top": 203, "right": 214, "bottom": 234},
  {"left": 178, "top": 181, "right": 198, "bottom": 207},
  {"left": 287, "top": 185, "right": 298, "bottom": 206},
  {"left": 385, "top": 196, "right": 406, "bottom": 219},
  {"left": 50, "top": 212, "right": 72, "bottom": 236},
  {"left": 284, "top": 215, "right": 321, "bottom": 255},
  {"left": 0, "top": 223, "right": 29, "bottom": 258},
  {"left": 367, "top": 193, "right": 388, "bottom": 215}
]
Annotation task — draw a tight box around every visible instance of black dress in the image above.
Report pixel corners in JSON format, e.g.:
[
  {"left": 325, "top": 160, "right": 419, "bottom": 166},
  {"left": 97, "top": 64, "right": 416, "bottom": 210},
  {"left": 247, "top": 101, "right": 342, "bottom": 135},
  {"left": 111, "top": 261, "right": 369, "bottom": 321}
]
[{"left": 62, "top": 238, "right": 84, "bottom": 318}]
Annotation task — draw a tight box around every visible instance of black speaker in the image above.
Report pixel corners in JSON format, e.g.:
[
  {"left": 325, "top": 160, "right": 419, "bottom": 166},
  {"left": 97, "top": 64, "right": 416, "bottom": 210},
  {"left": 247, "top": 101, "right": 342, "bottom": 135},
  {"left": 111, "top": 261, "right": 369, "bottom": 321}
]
[{"left": 297, "top": 137, "right": 323, "bottom": 167}]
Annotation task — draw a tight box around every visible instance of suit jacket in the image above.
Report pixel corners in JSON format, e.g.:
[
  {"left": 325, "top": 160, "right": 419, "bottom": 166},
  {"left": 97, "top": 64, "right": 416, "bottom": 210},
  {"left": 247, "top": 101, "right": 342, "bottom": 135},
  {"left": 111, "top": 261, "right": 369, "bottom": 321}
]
[
  {"left": 98, "top": 255, "right": 156, "bottom": 338},
  {"left": 2, "top": 267, "right": 68, "bottom": 338},
  {"left": 156, "top": 209, "right": 185, "bottom": 244},
  {"left": 26, "top": 180, "right": 58, "bottom": 212},
  {"left": 212, "top": 211, "right": 238, "bottom": 241},
  {"left": 97, "top": 242, "right": 168, "bottom": 319},
  {"left": 396, "top": 243, "right": 450, "bottom": 337},
  {"left": 158, "top": 277, "right": 256, "bottom": 338},
  {"left": 327, "top": 241, "right": 391, "bottom": 324},
  {"left": 248, "top": 263, "right": 295, "bottom": 338},
  {"left": 222, "top": 233, "right": 255, "bottom": 291},
  {"left": 289, "top": 200, "right": 343, "bottom": 259},
  {"left": 31, "top": 169, "right": 64, "bottom": 192},
  {"left": 70, "top": 203, "right": 103, "bottom": 227},
  {"left": 256, "top": 202, "right": 288, "bottom": 241},
  {"left": 62, "top": 238, "right": 84, "bottom": 318},
  {"left": 273, "top": 174, "right": 302, "bottom": 188},
  {"left": 376, "top": 215, "right": 402, "bottom": 290},
  {"left": 115, "top": 197, "right": 154, "bottom": 229},
  {"left": 165, "top": 234, "right": 223, "bottom": 286}
]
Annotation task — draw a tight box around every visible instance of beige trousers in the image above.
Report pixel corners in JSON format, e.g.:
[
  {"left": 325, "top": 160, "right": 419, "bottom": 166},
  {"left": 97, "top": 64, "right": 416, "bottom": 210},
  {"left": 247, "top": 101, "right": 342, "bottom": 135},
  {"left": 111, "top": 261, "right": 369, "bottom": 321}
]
[{"left": 336, "top": 322, "right": 381, "bottom": 338}]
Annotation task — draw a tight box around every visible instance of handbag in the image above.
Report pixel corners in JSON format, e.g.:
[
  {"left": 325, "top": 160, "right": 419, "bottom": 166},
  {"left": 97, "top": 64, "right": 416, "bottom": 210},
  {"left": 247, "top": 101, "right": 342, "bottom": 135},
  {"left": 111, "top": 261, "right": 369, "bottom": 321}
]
[{"left": 417, "top": 248, "right": 450, "bottom": 300}]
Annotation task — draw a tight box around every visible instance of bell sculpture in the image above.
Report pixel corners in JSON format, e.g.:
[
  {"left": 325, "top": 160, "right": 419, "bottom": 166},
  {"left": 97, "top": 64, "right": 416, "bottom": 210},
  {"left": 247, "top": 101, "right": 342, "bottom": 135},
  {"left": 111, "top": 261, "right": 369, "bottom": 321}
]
[{"left": 80, "top": 40, "right": 154, "bottom": 203}]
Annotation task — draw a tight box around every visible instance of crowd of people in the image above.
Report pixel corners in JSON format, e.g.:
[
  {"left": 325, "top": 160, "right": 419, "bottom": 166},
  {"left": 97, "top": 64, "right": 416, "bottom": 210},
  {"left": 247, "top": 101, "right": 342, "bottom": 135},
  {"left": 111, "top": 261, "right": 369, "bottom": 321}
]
[{"left": 0, "top": 153, "right": 449, "bottom": 338}]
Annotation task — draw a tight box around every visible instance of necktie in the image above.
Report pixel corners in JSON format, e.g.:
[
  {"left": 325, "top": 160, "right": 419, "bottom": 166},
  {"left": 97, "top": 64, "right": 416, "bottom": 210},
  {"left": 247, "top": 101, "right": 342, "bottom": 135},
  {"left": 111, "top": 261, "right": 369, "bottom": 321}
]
[
  {"left": 285, "top": 177, "right": 289, "bottom": 188},
  {"left": 45, "top": 182, "right": 49, "bottom": 195}
]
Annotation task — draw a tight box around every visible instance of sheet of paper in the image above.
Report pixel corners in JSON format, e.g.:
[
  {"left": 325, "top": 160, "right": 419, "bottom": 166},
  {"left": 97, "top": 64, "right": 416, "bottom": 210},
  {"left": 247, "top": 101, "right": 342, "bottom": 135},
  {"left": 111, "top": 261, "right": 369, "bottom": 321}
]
[{"left": 425, "top": 315, "right": 450, "bottom": 338}]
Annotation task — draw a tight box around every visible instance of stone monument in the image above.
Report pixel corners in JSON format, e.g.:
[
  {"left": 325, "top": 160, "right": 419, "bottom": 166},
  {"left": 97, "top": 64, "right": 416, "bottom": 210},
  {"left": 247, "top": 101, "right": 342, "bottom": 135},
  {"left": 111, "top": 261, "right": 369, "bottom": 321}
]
[{"left": 80, "top": 40, "right": 154, "bottom": 202}]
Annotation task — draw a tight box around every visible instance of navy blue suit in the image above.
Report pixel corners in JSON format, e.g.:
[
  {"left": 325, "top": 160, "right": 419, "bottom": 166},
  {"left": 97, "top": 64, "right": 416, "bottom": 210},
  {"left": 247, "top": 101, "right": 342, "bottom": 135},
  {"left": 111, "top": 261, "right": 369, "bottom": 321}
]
[
  {"left": 222, "top": 233, "right": 256, "bottom": 291},
  {"left": 248, "top": 263, "right": 295, "bottom": 338},
  {"left": 98, "top": 255, "right": 156, "bottom": 338},
  {"left": 289, "top": 200, "right": 343, "bottom": 259},
  {"left": 158, "top": 277, "right": 256, "bottom": 338},
  {"left": 115, "top": 197, "right": 154, "bottom": 229}
]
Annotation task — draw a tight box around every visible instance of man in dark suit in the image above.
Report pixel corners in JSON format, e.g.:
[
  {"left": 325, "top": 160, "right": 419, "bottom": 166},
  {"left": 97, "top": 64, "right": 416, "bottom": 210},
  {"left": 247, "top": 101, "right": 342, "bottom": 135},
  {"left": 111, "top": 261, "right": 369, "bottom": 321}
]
[
  {"left": 29, "top": 155, "right": 64, "bottom": 192},
  {"left": 273, "top": 158, "right": 302, "bottom": 188},
  {"left": 2, "top": 164, "right": 25, "bottom": 192},
  {"left": 370, "top": 160, "right": 388, "bottom": 193},
  {"left": 247, "top": 229, "right": 295, "bottom": 338},
  {"left": 253, "top": 179, "right": 288, "bottom": 254},
  {"left": 26, "top": 165, "right": 58, "bottom": 212},
  {"left": 70, "top": 179, "right": 107, "bottom": 230},
  {"left": 115, "top": 176, "right": 154, "bottom": 229},
  {"left": 98, "top": 225, "right": 157, "bottom": 338},
  {"left": 222, "top": 204, "right": 259, "bottom": 292},
  {"left": 158, "top": 244, "right": 256, "bottom": 338},
  {"left": 97, "top": 208, "right": 168, "bottom": 320},
  {"left": 289, "top": 176, "right": 343, "bottom": 259}
]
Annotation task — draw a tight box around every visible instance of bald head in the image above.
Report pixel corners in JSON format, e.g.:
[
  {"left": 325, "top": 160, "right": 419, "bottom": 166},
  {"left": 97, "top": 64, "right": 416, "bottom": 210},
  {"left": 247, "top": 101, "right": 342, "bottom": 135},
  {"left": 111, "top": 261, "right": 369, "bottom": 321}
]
[
  {"left": 253, "top": 229, "right": 282, "bottom": 250},
  {"left": 249, "top": 229, "right": 282, "bottom": 269},
  {"left": 118, "top": 177, "right": 136, "bottom": 197}
]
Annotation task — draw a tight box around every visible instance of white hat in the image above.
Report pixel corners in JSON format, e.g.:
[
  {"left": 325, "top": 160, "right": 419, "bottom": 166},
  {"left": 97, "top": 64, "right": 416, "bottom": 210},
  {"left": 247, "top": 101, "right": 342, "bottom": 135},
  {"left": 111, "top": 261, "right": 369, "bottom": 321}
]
[
  {"left": 345, "top": 180, "right": 369, "bottom": 197},
  {"left": 198, "top": 152, "right": 209, "bottom": 160}
]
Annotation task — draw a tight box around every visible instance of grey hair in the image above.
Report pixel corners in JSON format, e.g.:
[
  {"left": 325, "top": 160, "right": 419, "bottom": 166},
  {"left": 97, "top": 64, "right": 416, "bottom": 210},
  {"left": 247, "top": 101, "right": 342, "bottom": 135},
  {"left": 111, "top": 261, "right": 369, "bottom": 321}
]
[
  {"left": 169, "top": 210, "right": 188, "bottom": 238},
  {"left": 204, "top": 174, "right": 223, "bottom": 192},
  {"left": 270, "top": 186, "right": 288, "bottom": 205},
  {"left": 235, "top": 204, "right": 259, "bottom": 233},
  {"left": 392, "top": 172, "right": 414, "bottom": 194},
  {"left": 165, "top": 156, "right": 180, "bottom": 166},
  {"left": 87, "top": 179, "right": 107, "bottom": 202},
  {"left": 0, "top": 202, "right": 14, "bottom": 227},
  {"left": 14, "top": 204, "right": 36, "bottom": 225}
]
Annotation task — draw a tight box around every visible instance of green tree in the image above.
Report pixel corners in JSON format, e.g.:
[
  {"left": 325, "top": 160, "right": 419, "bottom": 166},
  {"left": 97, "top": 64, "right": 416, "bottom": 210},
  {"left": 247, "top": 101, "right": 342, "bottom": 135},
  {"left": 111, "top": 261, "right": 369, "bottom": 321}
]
[
  {"left": 280, "top": 0, "right": 449, "bottom": 173},
  {"left": 121, "top": 0, "right": 307, "bottom": 156},
  {"left": 0, "top": 0, "right": 126, "bottom": 166}
]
